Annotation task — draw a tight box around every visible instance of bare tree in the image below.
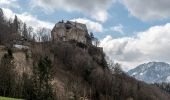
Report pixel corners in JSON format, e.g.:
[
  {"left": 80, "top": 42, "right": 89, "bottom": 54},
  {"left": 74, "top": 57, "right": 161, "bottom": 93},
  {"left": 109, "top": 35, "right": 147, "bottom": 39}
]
[
  {"left": 27, "top": 26, "right": 33, "bottom": 41},
  {"left": 36, "top": 27, "right": 46, "bottom": 42}
]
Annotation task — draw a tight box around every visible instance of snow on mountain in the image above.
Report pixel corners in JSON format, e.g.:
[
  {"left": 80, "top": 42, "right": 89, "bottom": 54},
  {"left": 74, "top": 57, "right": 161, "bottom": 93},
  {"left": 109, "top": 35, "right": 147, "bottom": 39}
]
[{"left": 127, "top": 62, "right": 170, "bottom": 83}]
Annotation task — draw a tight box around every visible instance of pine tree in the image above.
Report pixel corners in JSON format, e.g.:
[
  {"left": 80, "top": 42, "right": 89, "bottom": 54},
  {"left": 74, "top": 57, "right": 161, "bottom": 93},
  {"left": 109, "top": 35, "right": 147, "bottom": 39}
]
[
  {"left": 22, "top": 23, "right": 28, "bottom": 40},
  {"left": 0, "top": 48, "right": 16, "bottom": 97},
  {"left": 13, "top": 15, "right": 19, "bottom": 34},
  {"left": 31, "top": 56, "right": 54, "bottom": 100},
  {"left": 0, "top": 8, "right": 4, "bottom": 23},
  {"left": 90, "top": 32, "right": 94, "bottom": 40}
]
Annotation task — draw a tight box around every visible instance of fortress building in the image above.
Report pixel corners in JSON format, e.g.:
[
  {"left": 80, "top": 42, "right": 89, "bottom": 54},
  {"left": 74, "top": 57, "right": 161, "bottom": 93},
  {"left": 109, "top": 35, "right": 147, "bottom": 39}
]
[{"left": 51, "top": 21, "right": 91, "bottom": 45}]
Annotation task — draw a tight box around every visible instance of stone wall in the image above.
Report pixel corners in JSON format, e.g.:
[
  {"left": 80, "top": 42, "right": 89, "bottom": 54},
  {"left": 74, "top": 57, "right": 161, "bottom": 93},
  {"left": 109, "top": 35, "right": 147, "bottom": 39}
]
[{"left": 51, "top": 21, "right": 91, "bottom": 45}]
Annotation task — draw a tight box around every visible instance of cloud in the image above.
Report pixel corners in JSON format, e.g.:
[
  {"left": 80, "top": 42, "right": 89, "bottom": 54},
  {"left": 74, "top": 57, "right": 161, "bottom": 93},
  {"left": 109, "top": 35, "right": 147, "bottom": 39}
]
[
  {"left": 30, "top": 0, "right": 115, "bottom": 22},
  {"left": 110, "top": 24, "right": 124, "bottom": 34},
  {"left": 0, "top": 0, "right": 12, "bottom": 5},
  {"left": 71, "top": 18, "right": 103, "bottom": 33},
  {"left": 100, "top": 23, "right": 170, "bottom": 71},
  {"left": 0, "top": 0, "right": 20, "bottom": 8},
  {"left": 2, "top": 8, "right": 54, "bottom": 29},
  {"left": 0, "top": 0, "right": 16, "bottom": 5},
  {"left": 123, "top": 0, "right": 170, "bottom": 21}
]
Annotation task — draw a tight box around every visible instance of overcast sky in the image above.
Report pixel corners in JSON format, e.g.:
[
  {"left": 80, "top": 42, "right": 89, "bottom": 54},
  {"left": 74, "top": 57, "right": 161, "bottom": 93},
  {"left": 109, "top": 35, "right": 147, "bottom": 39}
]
[{"left": 1, "top": 0, "right": 170, "bottom": 71}]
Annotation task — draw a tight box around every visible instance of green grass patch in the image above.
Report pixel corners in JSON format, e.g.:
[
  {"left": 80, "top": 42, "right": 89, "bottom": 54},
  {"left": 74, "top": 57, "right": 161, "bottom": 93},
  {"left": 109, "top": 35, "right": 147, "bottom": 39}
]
[{"left": 0, "top": 96, "right": 22, "bottom": 100}]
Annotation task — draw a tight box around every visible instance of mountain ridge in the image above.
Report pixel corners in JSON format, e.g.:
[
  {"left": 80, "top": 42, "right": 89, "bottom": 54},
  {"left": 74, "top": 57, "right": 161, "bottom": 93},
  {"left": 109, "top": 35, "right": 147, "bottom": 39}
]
[{"left": 128, "top": 62, "right": 170, "bottom": 83}]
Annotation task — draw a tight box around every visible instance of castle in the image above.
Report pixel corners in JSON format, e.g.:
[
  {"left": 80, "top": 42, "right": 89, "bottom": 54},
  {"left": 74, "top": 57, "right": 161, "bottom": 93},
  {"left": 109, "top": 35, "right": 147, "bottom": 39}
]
[{"left": 51, "top": 21, "right": 91, "bottom": 45}]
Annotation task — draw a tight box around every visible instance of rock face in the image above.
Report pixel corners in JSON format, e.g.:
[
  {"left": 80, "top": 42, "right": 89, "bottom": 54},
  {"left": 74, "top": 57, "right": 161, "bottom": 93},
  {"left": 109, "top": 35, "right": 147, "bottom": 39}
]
[
  {"left": 128, "top": 62, "right": 170, "bottom": 83},
  {"left": 0, "top": 47, "right": 32, "bottom": 77},
  {"left": 51, "top": 21, "right": 91, "bottom": 45}
]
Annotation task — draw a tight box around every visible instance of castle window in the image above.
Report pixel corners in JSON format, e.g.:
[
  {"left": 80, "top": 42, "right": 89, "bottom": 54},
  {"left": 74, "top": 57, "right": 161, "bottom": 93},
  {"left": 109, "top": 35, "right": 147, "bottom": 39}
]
[{"left": 65, "top": 24, "right": 72, "bottom": 30}]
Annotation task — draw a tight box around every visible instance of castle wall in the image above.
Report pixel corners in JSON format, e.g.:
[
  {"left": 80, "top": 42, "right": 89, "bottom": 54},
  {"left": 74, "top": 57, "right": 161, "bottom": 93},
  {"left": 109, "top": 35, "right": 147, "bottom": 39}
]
[
  {"left": 52, "top": 28, "right": 66, "bottom": 41},
  {"left": 66, "top": 28, "right": 87, "bottom": 44},
  {"left": 51, "top": 21, "right": 91, "bottom": 45}
]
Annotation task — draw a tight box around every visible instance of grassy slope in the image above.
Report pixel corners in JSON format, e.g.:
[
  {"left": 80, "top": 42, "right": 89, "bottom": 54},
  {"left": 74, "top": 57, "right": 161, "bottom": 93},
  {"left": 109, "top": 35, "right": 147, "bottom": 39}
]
[{"left": 0, "top": 96, "right": 22, "bottom": 100}]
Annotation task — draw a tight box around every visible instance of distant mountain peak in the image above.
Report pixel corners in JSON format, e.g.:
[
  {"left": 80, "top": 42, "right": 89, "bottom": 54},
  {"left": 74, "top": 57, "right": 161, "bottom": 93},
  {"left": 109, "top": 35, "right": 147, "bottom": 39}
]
[{"left": 127, "top": 62, "right": 170, "bottom": 83}]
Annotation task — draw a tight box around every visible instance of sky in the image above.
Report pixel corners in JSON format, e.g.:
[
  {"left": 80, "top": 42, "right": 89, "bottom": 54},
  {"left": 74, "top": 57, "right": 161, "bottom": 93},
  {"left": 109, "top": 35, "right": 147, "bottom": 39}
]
[{"left": 1, "top": 0, "right": 170, "bottom": 71}]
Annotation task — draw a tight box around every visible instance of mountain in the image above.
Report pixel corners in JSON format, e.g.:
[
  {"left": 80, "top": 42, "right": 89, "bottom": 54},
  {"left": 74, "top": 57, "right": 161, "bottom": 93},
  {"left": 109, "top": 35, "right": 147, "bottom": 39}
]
[{"left": 128, "top": 62, "right": 170, "bottom": 83}]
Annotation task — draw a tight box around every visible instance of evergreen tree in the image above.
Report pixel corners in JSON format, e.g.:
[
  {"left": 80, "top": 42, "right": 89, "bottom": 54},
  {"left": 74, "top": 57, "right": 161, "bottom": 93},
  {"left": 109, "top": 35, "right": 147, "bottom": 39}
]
[
  {"left": 22, "top": 23, "right": 28, "bottom": 40},
  {"left": 31, "top": 56, "right": 54, "bottom": 100},
  {"left": 0, "top": 48, "right": 16, "bottom": 97},
  {"left": 0, "top": 8, "right": 4, "bottom": 23},
  {"left": 90, "top": 32, "right": 94, "bottom": 40},
  {"left": 114, "top": 63, "right": 123, "bottom": 74},
  {"left": 13, "top": 15, "right": 19, "bottom": 34}
]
